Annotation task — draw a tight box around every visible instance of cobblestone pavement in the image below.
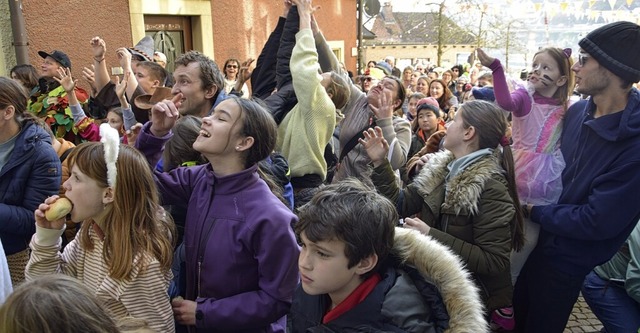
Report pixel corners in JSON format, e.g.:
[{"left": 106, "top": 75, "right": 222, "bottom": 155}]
[
  {"left": 564, "top": 294, "right": 603, "bottom": 333},
  {"left": 493, "top": 294, "right": 603, "bottom": 333}
]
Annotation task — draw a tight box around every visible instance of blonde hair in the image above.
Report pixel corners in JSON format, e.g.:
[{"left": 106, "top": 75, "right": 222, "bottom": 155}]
[
  {"left": 325, "top": 71, "right": 351, "bottom": 110},
  {"left": 69, "top": 143, "right": 175, "bottom": 280},
  {"left": 0, "top": 274, "right": 119, "bottom": 333}
]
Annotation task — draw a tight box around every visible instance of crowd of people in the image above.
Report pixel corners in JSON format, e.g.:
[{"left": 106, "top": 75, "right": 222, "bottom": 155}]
[{"left": 1, "top": 0, "right": 640, "bottom": 332}]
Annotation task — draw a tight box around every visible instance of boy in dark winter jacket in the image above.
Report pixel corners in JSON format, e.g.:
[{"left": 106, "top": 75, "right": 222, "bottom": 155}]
[{"left": 290, "top": 178, "right": 487, "bottom": 333}]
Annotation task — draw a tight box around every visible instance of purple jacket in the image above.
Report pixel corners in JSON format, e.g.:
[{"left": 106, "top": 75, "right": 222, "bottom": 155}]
[{"left": 136, "top": 124, "right": 300, "bottom": 332}]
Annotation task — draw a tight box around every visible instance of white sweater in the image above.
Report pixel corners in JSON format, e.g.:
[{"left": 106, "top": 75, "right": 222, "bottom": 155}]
[{"left": 0, "top": 239, "right": 12, "bottom": 304}]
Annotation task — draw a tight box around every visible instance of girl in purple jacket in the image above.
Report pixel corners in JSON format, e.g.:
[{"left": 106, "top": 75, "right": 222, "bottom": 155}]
[{"left": 137, "top": 95, "right": 299, "bottom": 333}]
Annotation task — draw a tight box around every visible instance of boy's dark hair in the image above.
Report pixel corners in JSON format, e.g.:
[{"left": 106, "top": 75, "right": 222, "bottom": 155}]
[
  {"left": 162, "top": 115, "right": 206, "bottom": 171},
  {"left": 295, "top": 178, "right": 396, "bottom": 278},
  {"left": 136, "top": 61, "right": 168, "bottom": 86}
]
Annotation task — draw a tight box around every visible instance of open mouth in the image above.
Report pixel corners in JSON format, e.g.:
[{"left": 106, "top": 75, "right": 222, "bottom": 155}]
[{"left": 199, "top": 130, "right": 211, "bottom": 138}]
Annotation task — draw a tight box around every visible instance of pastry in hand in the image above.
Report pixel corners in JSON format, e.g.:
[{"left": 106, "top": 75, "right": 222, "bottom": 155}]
[{"left": 45, "top": 198, "right": 73, "bottom": 221}]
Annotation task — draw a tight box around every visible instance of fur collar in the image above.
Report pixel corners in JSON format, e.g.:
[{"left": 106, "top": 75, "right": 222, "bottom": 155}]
[
  {"left": 393, "top": 228, "right": 488, "bottom": 333},
  {"left": 412, "top": 149, "right": 503, "bottom": 215}
]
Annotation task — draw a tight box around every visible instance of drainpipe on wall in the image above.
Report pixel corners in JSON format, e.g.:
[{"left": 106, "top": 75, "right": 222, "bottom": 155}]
[
  {"left": 357, "top": 0, "right": 363, "bottom": 75},
  {"left": 9, "top": 0, "right": 29, "bottom": 65}
]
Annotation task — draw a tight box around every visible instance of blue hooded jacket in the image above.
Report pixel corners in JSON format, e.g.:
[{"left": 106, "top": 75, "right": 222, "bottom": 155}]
[
  {"left": 531, "top": 88, "right": 640, "bottom": 276},
  {"left": 0, "top": 122, "right": 60, "bottom": 255}
]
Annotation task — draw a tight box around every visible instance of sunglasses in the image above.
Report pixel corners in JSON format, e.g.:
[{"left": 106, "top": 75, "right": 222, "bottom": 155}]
[
  {"left": 226, "top": 64, "right": 238, "bottom": 69},
  {"left": 578, "top": 52, "right": 590, "bottom": 67},
  {"left": 364, "top": 77, "right": 373, "bottom": 82}
]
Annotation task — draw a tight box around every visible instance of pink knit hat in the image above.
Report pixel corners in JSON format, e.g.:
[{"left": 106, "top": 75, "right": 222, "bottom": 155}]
[{"left": 416, "top": 97, "right": 439, "bottom": 108}]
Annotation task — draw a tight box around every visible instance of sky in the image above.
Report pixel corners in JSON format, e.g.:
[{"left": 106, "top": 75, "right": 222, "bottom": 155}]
[{"left": 387, "top": 0, "right": 431, "bottom": 12}]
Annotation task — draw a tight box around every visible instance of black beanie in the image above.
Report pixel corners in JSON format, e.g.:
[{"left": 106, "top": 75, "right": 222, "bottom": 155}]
[{"left": 579, "top": 21, "right": 640, "bottom": 83}]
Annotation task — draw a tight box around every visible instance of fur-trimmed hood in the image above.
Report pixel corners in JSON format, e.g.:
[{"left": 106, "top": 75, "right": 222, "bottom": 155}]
[
  {"left": 412, "top": 149, "right": 504, "bottom": 216},
  {"left": 393, "top": 228, "right": 488, "bottom": 333}
]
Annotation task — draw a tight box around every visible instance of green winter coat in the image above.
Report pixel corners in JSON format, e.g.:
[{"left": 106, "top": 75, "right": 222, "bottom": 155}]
[{"left": 372, "top": 149, "right": 515, "bottom": 311}]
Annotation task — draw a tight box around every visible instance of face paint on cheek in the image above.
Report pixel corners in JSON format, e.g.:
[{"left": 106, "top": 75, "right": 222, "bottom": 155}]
[{"left": 541, "top": 74, "right": 554, "bottom": 86}]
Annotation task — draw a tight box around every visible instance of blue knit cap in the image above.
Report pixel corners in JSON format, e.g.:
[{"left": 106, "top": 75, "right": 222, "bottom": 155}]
[{"left": 472, "top": 87, "right": 495, "bottom": 102}]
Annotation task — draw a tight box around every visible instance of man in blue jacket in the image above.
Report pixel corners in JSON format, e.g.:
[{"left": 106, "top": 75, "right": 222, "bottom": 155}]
[{"left": 514, "top": 21, "right": 640, "bottom": 332}]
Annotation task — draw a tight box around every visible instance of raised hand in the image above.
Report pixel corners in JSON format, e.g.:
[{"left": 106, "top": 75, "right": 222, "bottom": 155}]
[
  {"left": 54, "top": 67, "right": 77, "bottom": 93},
  {"left": 370, "top": 88, "right": 394, "bottom": 120},
  {"left": 476, "top": 48, "right": 495, "bottom": 68},
  {"left": 237, "top": 58, "right": 255, "bottom": 84},
  {"left": 150, "top": 93, "right": 182, "bottom": 137},
  {"left": 90, "top": 36, "right": 106, "bottom": 59},
  {"left": 115, "top": 72, "right": 129, "bottom": 100},
  {"left": 82, "top": 65, "right": 97, "bottom": 95},
  {"left": 82, "top": 65, "right": 96, "bottom": 85},
  {"left": 115, "top": 47, "right": 132, "bottom": 70},
  {"left": 310, "top": 12, "right": 320, "bottom": 34},
  {"left": 35, "top": 196, "right": 68, "bottom": 230},
  {"left": 125, "top": 123, "right": 143, "bottom": 145},
  {"left": 292, "top": 0, "right": 319, "bottom": 16},
  {"left": 359, "top": 126, "right": 389, "bottom": 167},
  {"left": 283, "top": 0, "right": 292, "bottom": 16}
]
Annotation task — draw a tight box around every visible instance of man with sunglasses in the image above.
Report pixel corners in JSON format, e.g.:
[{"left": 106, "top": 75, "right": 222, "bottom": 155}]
[{"left": 514, "top": 21, "right": 640, "bottom": 332}]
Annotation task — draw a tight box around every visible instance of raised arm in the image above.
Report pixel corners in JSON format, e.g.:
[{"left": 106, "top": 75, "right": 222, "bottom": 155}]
[
  {"left": 134, "top": 93, "right": 182, "bottom": 166},
  {"left": 360, "top": 126, "right": 424, "bottom": 217},
  {"left": 55, "top": 68, "right": 100, "bottom": 142},
  {"left": 25, "top": 196, "right": 81, "bottom": 280},
  {"left": 312, "top": 12, "right": 363, "bottom": 113},
  {"left": 477, "top": 48, "right": 530, "bottom": 116},
  {"left": 116, "top": 47, "right": 139, "bottom": 98},
  {"left": 90, "top": 37, "right": 111, "bottom": 93},
  {"left": 369, "top": 89, "right": 410, "bottom": 169}
]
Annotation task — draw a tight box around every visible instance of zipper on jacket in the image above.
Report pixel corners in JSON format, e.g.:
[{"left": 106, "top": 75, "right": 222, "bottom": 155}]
[
  {"left": 193, "top": 184, "right": 216, "bottom": 299},
  {"left": 196, "top": 218, "right": 217, "bottom": 298}
]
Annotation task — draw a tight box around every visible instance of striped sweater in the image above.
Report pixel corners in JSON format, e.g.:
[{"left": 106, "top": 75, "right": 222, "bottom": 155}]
[{"left": 26, "top": 225, "right": 175, "bottom": 332}]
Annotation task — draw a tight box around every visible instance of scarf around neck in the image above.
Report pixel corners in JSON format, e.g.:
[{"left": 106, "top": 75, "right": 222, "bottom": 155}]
[{"left": 446, "top": 148, "right": 493, "bottom": 182}]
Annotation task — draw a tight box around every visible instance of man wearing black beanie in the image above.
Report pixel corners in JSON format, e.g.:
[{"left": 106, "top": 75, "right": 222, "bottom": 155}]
[{"left": 513, "top": 21, "right": 640, "bottom": 332}]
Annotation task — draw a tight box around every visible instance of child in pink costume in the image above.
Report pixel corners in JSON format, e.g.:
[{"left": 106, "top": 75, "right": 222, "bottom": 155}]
[{"left": 478, "top": 47, "right": 574, "bottom": 330}]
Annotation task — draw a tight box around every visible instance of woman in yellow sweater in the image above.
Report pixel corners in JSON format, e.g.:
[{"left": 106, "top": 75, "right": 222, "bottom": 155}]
[{"left": 275, "top": 0, "right": 351, "bottom": 209}]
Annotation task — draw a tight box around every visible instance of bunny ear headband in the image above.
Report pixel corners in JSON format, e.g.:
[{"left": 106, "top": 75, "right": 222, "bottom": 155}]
[
  {"left": 563, "top": 48, "right": 572, "bottom": 58},
  {"left": 100, "top": 123, "right": 120, "bottom": 188}
]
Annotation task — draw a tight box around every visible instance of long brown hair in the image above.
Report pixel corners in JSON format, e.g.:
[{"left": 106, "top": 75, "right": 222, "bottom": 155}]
[
  {"left": 459, "top": 100, "right": 525, "bottom": 251},
  {"left": 430, "top": 79, "right": 456, "bottom": 111},
  {"left": 163, "top": 115, "right": 206, "bottom": 171},
  {"left": 10, "top": 64, "right": 39, "bottom": 92},
  {"left": 0, "top": 77, "right": 38, "bottom": 127},
  {"left": 69, "top": 143, "right": 175, "bottom": 280},
  {"left": 232, "top": 97, "right": 278, "bottom": 169}
]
